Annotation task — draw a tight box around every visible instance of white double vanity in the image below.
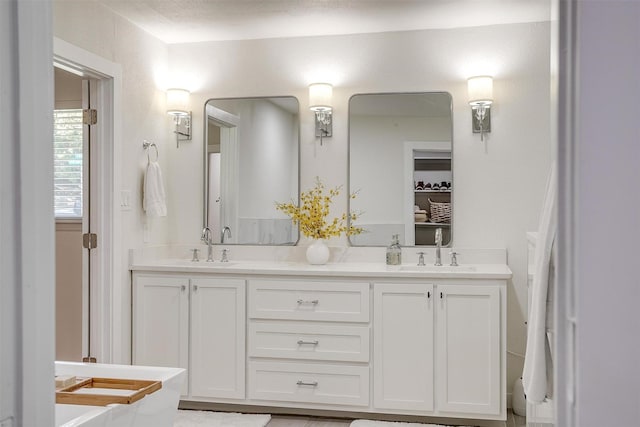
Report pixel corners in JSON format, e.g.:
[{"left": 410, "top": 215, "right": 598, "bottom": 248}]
[{"left": 130, "top": 247, "right": 511, "bottom": 422}]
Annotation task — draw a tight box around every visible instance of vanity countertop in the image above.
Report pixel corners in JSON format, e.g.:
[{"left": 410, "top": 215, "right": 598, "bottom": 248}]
[{"left": 130, "top": 259, "right": 512, "bottom": 280}]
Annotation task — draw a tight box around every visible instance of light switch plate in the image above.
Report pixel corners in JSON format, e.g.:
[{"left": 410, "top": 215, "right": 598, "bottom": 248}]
[{"left": 120, "top": 190, "right": 132, "bottom": 211}]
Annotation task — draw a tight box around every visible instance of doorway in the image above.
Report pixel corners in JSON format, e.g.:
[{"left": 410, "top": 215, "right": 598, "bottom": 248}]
[
  {"left": 403, "top": 141, "right": 452, "bottom": 246},
  {"left": 53, "top": 37, "right": 122, "bottom": 363},
  {"left": 53, "top": 66, "right": 103, "bottom": 362}
]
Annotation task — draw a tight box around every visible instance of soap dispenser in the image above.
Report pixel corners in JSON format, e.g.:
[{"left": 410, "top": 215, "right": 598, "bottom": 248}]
[{"left": 386, "top": 234, "right": 402, "bottom": 265}]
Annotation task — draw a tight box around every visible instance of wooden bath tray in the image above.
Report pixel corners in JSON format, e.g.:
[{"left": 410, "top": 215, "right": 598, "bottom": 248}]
[{"left": 56, "top": 377, "right": 162, "bottom": 406}]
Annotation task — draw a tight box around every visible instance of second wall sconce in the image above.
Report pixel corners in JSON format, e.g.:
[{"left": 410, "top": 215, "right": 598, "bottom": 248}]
[
  {"left": 308, "top": 83, "right": 333, "bottom": 145},
  {"left": 166, "top": 88, "right": 192, "bottom": 147},
  {"left": 467, "top": 76, "right": 493, "bottom": 142}
]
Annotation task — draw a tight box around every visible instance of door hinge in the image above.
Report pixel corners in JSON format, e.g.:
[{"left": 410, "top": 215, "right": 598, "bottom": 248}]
[
  {"left": 82, "top": 233, "right": 98, "bottom": 249},
  {"left": 83, "top": 109, "right": 97, "bottom": 125}
]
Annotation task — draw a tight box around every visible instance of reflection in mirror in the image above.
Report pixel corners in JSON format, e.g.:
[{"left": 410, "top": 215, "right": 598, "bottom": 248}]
[
  {"left": 204, "top": 97, "right": 299, "bottom": 245},
  {"left": 348, "top": 92, "right": 453, "bottom": 247}
]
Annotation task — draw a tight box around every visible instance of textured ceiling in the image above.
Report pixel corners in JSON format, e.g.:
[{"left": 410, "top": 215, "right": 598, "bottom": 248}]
[{"left": 96, "top": 0, "right": 550, "bottom": 44}]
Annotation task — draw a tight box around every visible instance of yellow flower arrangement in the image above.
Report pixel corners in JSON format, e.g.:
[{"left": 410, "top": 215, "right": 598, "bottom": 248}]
[{"left": 276, "top": 178, "right": 363, "bottom": 240}]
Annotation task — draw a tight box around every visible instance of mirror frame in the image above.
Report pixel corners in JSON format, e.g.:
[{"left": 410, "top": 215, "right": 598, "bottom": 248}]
[
  {"left": 347, "top": 91, "right": 454, "bottom": 247},
  {"left": 203, "top": 96, "right": 301, "bottom": 245}
]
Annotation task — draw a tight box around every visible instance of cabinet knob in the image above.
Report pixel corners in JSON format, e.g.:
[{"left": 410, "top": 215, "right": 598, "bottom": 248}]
[
  {"left": 193, "top": 285, "right": 198, "bottom": 292},
  {"left": 427, "top": 291, "right": 431, "bottom": 299},
  {"left": 181, "top": 285, "right": 186, "bottom": 292}
]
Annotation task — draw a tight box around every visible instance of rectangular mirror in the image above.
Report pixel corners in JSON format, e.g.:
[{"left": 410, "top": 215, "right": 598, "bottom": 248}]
[
  {"left": 348, "top": 92, "right": 453, "bottom": 247},
  {"left": 204, "top": 97, "right": 300, "bottom": 245}
]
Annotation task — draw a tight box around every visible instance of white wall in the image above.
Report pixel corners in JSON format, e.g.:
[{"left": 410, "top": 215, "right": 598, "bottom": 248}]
[
  {"left": 170, "top": 24, "right": 553, "bottom": 394},
  {"left": 55, "top": 222, "right": 83, "bottom": 361},
  {"left": 238, "top": 99, "right": 298, "bottom": 219},
  {"left": 54, "top": 67, "right": 82, "bottom": 109},
  {"left": 52, "top": 3, "right": 552, "bottom": 396},
  {"left": 236, "top": 99, "right": 298, "bottom": 244}
]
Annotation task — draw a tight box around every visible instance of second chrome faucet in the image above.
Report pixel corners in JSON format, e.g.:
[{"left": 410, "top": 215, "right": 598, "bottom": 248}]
[
  {"left": 434, "top": 227, "right": 443, "bottom": 266},
  {"left": 201, "top": 227, "right": 214, "bottom": 262},
  {"left": 221, "top": 226, "right": 232, "bottom": 244}
]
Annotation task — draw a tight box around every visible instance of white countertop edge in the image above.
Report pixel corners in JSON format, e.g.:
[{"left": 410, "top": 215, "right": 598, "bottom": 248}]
[{"left": 129, "top": 261, "right": 512, "bottom": 280}]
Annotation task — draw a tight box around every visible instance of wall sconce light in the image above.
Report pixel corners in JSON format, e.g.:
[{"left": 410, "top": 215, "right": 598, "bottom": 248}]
[
  {"left": 467, "top": 76, "right": 493, "bottom": 142},
  {"left": 309, "top": 83, "right": 333, "bottom": 145},
  {"left": 166, "top": 88, "right": 192, "bottom": 147}
]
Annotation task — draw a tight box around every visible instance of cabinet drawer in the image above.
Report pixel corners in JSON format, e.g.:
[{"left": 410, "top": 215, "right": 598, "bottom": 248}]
[
  {"left": 248, "top": 280, "right": 369, "bottom": 322},
  {"left": 249, "top": 321, "right": 370, "bottom": 362},
  {"left": 248, "top": 361, "right": 369, "bottom": 406}
]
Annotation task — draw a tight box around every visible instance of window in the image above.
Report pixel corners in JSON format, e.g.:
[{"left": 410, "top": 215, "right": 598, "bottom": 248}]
[{"left": 53, "top": 109, "right": 83, "bottom": 218}]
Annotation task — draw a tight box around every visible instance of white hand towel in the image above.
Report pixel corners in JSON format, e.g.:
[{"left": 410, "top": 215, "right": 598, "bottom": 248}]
[
  {"left": 522, "top": 163, "right": 557, "bottom": 403},
  {"left": 143, "top": 160, "right": 167, "bottom": 217}
]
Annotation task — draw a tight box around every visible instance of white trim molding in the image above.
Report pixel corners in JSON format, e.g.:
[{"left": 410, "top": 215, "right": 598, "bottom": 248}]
[{"left": 54, "top": 37, "right": 124, "bottom": 364}]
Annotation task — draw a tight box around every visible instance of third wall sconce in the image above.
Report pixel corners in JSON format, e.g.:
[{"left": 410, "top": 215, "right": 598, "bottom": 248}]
[
  {"left": 166, "top": 88, "right": 192, "bottom": 147},
  {"left": 467, "top": 76, "right": 493, "bottom": 142},
  {"left": 308, "top": 83, "right": 333, "bottom": 145}
]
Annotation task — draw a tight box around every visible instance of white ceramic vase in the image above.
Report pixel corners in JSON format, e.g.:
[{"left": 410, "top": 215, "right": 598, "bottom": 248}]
[{"left": 306, "top": 239, "right": 330, "bottom": 265}]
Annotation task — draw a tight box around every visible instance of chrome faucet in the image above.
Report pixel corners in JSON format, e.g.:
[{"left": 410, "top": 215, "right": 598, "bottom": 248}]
[
  {"left": 201, "top": 227, "right": 214, "bottom": 262},
  {"left": 434, "top": 228, "right": 443, "bottom": 266},
  {"left": 221, "top": 226, "right": 232, "bottom": 244}
]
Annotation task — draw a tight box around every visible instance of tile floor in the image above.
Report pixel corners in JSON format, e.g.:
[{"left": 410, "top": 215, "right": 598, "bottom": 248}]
[{"left": 267, "top": 410, "right": 526, "bottom": 427}]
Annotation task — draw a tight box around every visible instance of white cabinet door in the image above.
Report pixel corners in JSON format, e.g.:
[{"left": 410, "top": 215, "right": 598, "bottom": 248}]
[
  {"left": 132, "top": 274, "right": 189, "bottom": 394},
  {"left": 436, "top": 285, "right": 501, "bottom": 416},
  {"left": 373, "top": 283, "right": 434, "bottom": 412},
  {"left": 190, "top": 277, "right": 246, "bottom": 399}
]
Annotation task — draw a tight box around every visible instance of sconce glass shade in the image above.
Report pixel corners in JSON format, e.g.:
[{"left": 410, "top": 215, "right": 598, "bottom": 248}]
[
  {"left": 467, "top": 76, "right": 493, "bottom": 106},
  {"left": 308, "top": 83, "right": 333, "bottom": 111},
  {"left": 467, "top": 76, "right": 493, "bottom": 141},
  {"left": 166, "top": 88, "right": 190, "bottom": 116},
  {"left": 166, "top": 88, "right": 192, "bottom": 147},
  {"left": 309, "top": 83, "right": 333, "bottom": 143}
]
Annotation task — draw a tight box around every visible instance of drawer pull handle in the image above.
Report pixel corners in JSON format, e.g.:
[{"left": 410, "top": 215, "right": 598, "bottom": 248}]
[
  {"left": 296, "top": 380, "right": 318, "bottom": 387},
  {"left": 297, "top": 299, "right": 319, "bottom": 305},
  {"left": 297, "top": 340, "right": 319, "bottom": 346}
]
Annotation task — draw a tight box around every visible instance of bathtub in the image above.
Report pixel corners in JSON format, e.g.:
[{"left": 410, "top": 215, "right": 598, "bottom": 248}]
[{"left": 55, "top": 361, "right": 185, "bottom": 427}]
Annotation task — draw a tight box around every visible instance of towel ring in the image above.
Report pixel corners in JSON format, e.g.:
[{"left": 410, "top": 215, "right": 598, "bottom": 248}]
[{"left": 143, "top": 140, "right": 159, "bottom": 162}]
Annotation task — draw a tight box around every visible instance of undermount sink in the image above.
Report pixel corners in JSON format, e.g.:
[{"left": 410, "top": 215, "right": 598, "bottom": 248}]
[{"left": 399, "top": 264, "right": 477, "bottom": 272}]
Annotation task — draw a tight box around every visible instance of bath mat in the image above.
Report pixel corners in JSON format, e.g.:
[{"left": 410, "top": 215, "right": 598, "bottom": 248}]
[
  {"left": 350, "top": 421, "right": 469, "bottom": 427},
  {"left": 174, "top": 410, "right": 271, "bottom": 427}
]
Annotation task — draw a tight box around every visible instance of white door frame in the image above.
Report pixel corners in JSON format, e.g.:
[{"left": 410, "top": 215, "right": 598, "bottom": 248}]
[{"left": 54, "top": 37, "right": 123, "bottom": 363}]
